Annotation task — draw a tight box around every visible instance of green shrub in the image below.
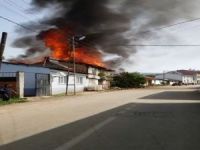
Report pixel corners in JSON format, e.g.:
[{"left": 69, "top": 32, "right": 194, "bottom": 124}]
[{"left": 111, "top": 72, "right": 145, "bottom": 88}]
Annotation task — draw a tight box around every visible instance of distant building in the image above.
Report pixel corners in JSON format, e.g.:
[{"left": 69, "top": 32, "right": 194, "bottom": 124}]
[
  {"left": 196, "top": 71, "right": 200, "bottom": 84},
  {"left": 155, "top": 70, "right": 199, "bottom": 85},
  {"left": 177, "top": 70, "right": 196, "bottom": 85},
  {"left": 144, "top": 76, "right": 156, "bottom": 86}
]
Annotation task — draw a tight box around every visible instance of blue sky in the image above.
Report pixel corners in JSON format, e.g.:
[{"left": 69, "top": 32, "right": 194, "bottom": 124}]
[
  {"left": 1, "top": 0, "right": 200, "bottom": 72},
  {"left": 0, "top": 0, "right": 47, "bottom": 58},
  {"left": 0, "top": 0, "right": 31, "bottom": 57}
]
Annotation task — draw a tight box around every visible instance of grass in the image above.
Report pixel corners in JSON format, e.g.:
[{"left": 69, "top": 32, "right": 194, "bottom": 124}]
[{"left": 0, "top": 97, "right": 28, "bottom": 106}]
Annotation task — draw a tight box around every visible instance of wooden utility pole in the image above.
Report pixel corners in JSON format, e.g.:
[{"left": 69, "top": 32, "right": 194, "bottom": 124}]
[{"left": 0, "top": 32, "right": 7, "bottom": 71}]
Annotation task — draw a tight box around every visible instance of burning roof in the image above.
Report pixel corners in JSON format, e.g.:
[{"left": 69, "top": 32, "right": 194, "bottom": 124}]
[{"left": 35, "top": 58, "right": 113, "bottom": 74}]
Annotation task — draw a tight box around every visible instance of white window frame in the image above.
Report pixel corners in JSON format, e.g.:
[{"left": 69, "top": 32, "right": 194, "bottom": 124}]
[
  {"left": 59, "top": 76, "right": 66, "bottom": 84},
  {"left": 76, "top": 76, "right": 83, "bottom": 84}
]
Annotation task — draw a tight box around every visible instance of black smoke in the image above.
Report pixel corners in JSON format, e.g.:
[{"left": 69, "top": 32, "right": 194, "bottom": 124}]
[{"left": 12, "top": 0, "right": 196, "bottom": 67}]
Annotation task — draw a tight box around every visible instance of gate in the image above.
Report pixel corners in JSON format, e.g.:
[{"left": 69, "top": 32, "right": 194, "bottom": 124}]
[{"left": 35, "top": 73, "right": 51, "bottom": 96}]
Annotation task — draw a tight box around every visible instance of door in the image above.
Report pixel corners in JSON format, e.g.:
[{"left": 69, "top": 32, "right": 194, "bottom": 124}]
[{"left": 35, "top": 73, "right": 51, "bottom": 96}]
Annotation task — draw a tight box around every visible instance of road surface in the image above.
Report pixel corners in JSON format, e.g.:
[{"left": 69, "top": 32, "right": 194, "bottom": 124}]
[{"left": 0, "top": 86, "right": 200, "bottom": 150}]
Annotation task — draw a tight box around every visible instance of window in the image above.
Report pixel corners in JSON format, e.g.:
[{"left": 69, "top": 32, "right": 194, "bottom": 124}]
[
  {"left": 91, "top": 68, "right": 97, "bottom": 75},
  {"left": 76, "top": 76, "right": 83, "bottom": 84},
  {"left": 59, "top": 76, "right": 66, "bottom": 84}
]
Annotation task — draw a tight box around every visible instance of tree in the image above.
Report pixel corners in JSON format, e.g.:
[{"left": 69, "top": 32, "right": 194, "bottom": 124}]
[{"left": 111, "top": 72, "right": 146, "bottom": 88}]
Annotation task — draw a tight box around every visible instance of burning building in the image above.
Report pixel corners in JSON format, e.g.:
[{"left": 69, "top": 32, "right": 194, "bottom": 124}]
[{"left": 0, "top": 60, "right": 113, "bottom": 97}]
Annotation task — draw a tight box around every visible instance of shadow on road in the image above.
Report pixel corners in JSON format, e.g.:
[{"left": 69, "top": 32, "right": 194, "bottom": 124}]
[
  {"left": 140, "top": 90, "right": 200, "bottom": 100},
  {"left": 0, "top": 104, "right": 131, "bottom": 150},
  {"left": 1, "top": 103, "right": 200, "bottom": 150}
]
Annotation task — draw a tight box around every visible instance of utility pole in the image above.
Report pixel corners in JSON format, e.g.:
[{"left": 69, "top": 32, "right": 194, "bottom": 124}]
[
  {"left": 0, "top": 32, "right": 7, "bottom": 71},
  {"left": 66, "top": 69, "right": 70, "bottom": 95},
  {"left": 72, "top": 36, "right": 76, "bottom": 95},
  {"left": 163, "top": 70, "right": 166, "bottom": 85},
  {"left": 71, "top": 35, "right": 85, "bottom": 95}
]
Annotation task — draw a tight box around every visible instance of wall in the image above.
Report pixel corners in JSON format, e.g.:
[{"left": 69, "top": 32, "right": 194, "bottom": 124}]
[
  {"left": 196, "top": 74, "right": 200, "bottom": 84},
  {"left": 87, "top": 66, "right": 101, "bottom": 90},
  {"left": 182, "top": 75, "right": 194, "bottom": 84},
  {"left": 51, "top": 69, "right": 87, "bottom": 95}
]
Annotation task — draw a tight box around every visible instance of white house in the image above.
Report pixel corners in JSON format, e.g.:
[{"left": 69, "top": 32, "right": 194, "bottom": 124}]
[
  {"left": 177, "top": 70, "right": 196, "bottom": 84},
  {"left": 50, "top": 69, "right": 87, "bottom": 95},
  {"left": 196, "top": 71, "right": 200, "bottom": 84},
  {"left": 43, "top": 60, "right": 113, "bottom": 94}
]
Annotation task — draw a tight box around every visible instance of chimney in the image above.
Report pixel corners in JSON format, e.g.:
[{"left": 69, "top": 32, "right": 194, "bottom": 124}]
[{"left": 0, "top": 32, "right": 7, "bottom": 71}]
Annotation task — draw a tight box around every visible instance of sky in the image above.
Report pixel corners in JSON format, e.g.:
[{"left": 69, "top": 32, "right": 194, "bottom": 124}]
[{"left": 0, "top": 0, "right": 200, "bottom": 73}]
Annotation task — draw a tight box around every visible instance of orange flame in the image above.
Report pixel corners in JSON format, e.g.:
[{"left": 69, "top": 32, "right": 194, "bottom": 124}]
[{"left": 41, "top": 28, "right": 105, "bottom": 67}]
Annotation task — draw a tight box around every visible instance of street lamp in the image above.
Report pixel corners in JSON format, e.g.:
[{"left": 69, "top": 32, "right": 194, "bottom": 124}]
[{"left": 72, "top": 35, "right": 86, "bottom": 95}]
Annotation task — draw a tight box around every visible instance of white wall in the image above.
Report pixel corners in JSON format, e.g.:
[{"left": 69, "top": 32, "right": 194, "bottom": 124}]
[
  {"left": 197, "top": 74, "right": 200, "bottom": 84},
  {"left": 51, "top": 70, "right": 87, "bottom": 95},
  {"left": 182, "top": 76, "right": 194, "bottom": 84},
  {"left": 87, "top": 67, "right": 101, "bottom": 90},
  {"left": 88, "top": 67, "right": 100, "bottom": 76},
  {"left": 152, "top": 80, "right": 162, "bottom": 85}
]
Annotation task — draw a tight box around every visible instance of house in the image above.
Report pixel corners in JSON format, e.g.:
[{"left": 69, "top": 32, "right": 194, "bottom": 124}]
[
  {"left": 196, "top": 71, "right": 200, "bottom": 84},
  {"left": 144, "top": 76, "right": 155, "bottom": 86},
  {"left": 155, "top": 70, "right": 198, "bottom": 85},
  {"left": 155, "top": 71, "right": 182, "bottom": 85},
  {"left": 0, "top": 61, "right": 113, "bottom": 97},
  {"left": 177, "top": 70, "right": 196, "bottom": 85},
  {"left": 0, "top": 62, "right": 50, "bottom": 96},
  {"left": 46, "top": 60, "right": 113, "bottom": 93}
]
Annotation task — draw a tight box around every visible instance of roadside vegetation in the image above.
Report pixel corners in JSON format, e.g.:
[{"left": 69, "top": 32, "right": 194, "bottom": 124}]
[
  {"left": 0, "top": 97, "right": 27, "bottom": 106},
  {"left": 111, "top": 72, "right": 146, "bottom": 88}
]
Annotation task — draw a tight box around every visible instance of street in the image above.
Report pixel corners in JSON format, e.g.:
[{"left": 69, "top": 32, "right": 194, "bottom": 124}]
[{"left": 0, "top": 86, "right": 200, "bottom": 150}]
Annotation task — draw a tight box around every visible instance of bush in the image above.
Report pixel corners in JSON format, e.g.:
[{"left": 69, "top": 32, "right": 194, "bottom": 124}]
[{"left": 111, "top": 72, "right": 146, "bottom": 88}]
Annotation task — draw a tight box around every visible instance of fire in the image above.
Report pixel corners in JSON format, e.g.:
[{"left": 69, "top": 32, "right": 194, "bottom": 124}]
[{"left": 41, "top": 28, "right": 105, "bottom": 67}]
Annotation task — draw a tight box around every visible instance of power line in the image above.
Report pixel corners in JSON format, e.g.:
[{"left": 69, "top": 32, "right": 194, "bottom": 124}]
[
  {"left": 68, "top": 17, "right": 200, "bottom": 48},
  {"left": 112, "top": 44, "right": 200, "bottom": 47},
  {"left": 0, "top": 15, "right": 36, "bottom": 32},
  {"left": 140, "top": 18, "right": 200, "bottom": 34},
  {"left": 6, "top": 0, "right": 26, "bottom": 11},
  {"left": 0, "top": 1, "right": 31, "bottom": 21},
  {"left": 2, "top": 11, "right": 200, "bottom": 48}
]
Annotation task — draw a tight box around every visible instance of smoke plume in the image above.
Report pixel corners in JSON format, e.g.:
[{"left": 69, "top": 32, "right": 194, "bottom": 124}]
[{"left": 12, "top": 0, "right": 197, "bottom": 68}]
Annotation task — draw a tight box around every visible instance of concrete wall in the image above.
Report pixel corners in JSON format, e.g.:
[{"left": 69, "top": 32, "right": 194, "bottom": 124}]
[
  {"left": 51, "top": 70, "right": 87, "bottom": 95},
  {"left": 193, "top": 74, "right": 200, "bottom": 84},
  {"left": 182, "top": 76, "right": 194, "bottom": 84},
  {"left": 0, "top": 63, "right": 50, "bottom": 96}
]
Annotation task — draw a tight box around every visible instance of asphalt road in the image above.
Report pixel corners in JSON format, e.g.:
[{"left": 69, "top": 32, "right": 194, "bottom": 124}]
[{"left": 0, "top": 86, "right": 200, "bottom": 150}]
